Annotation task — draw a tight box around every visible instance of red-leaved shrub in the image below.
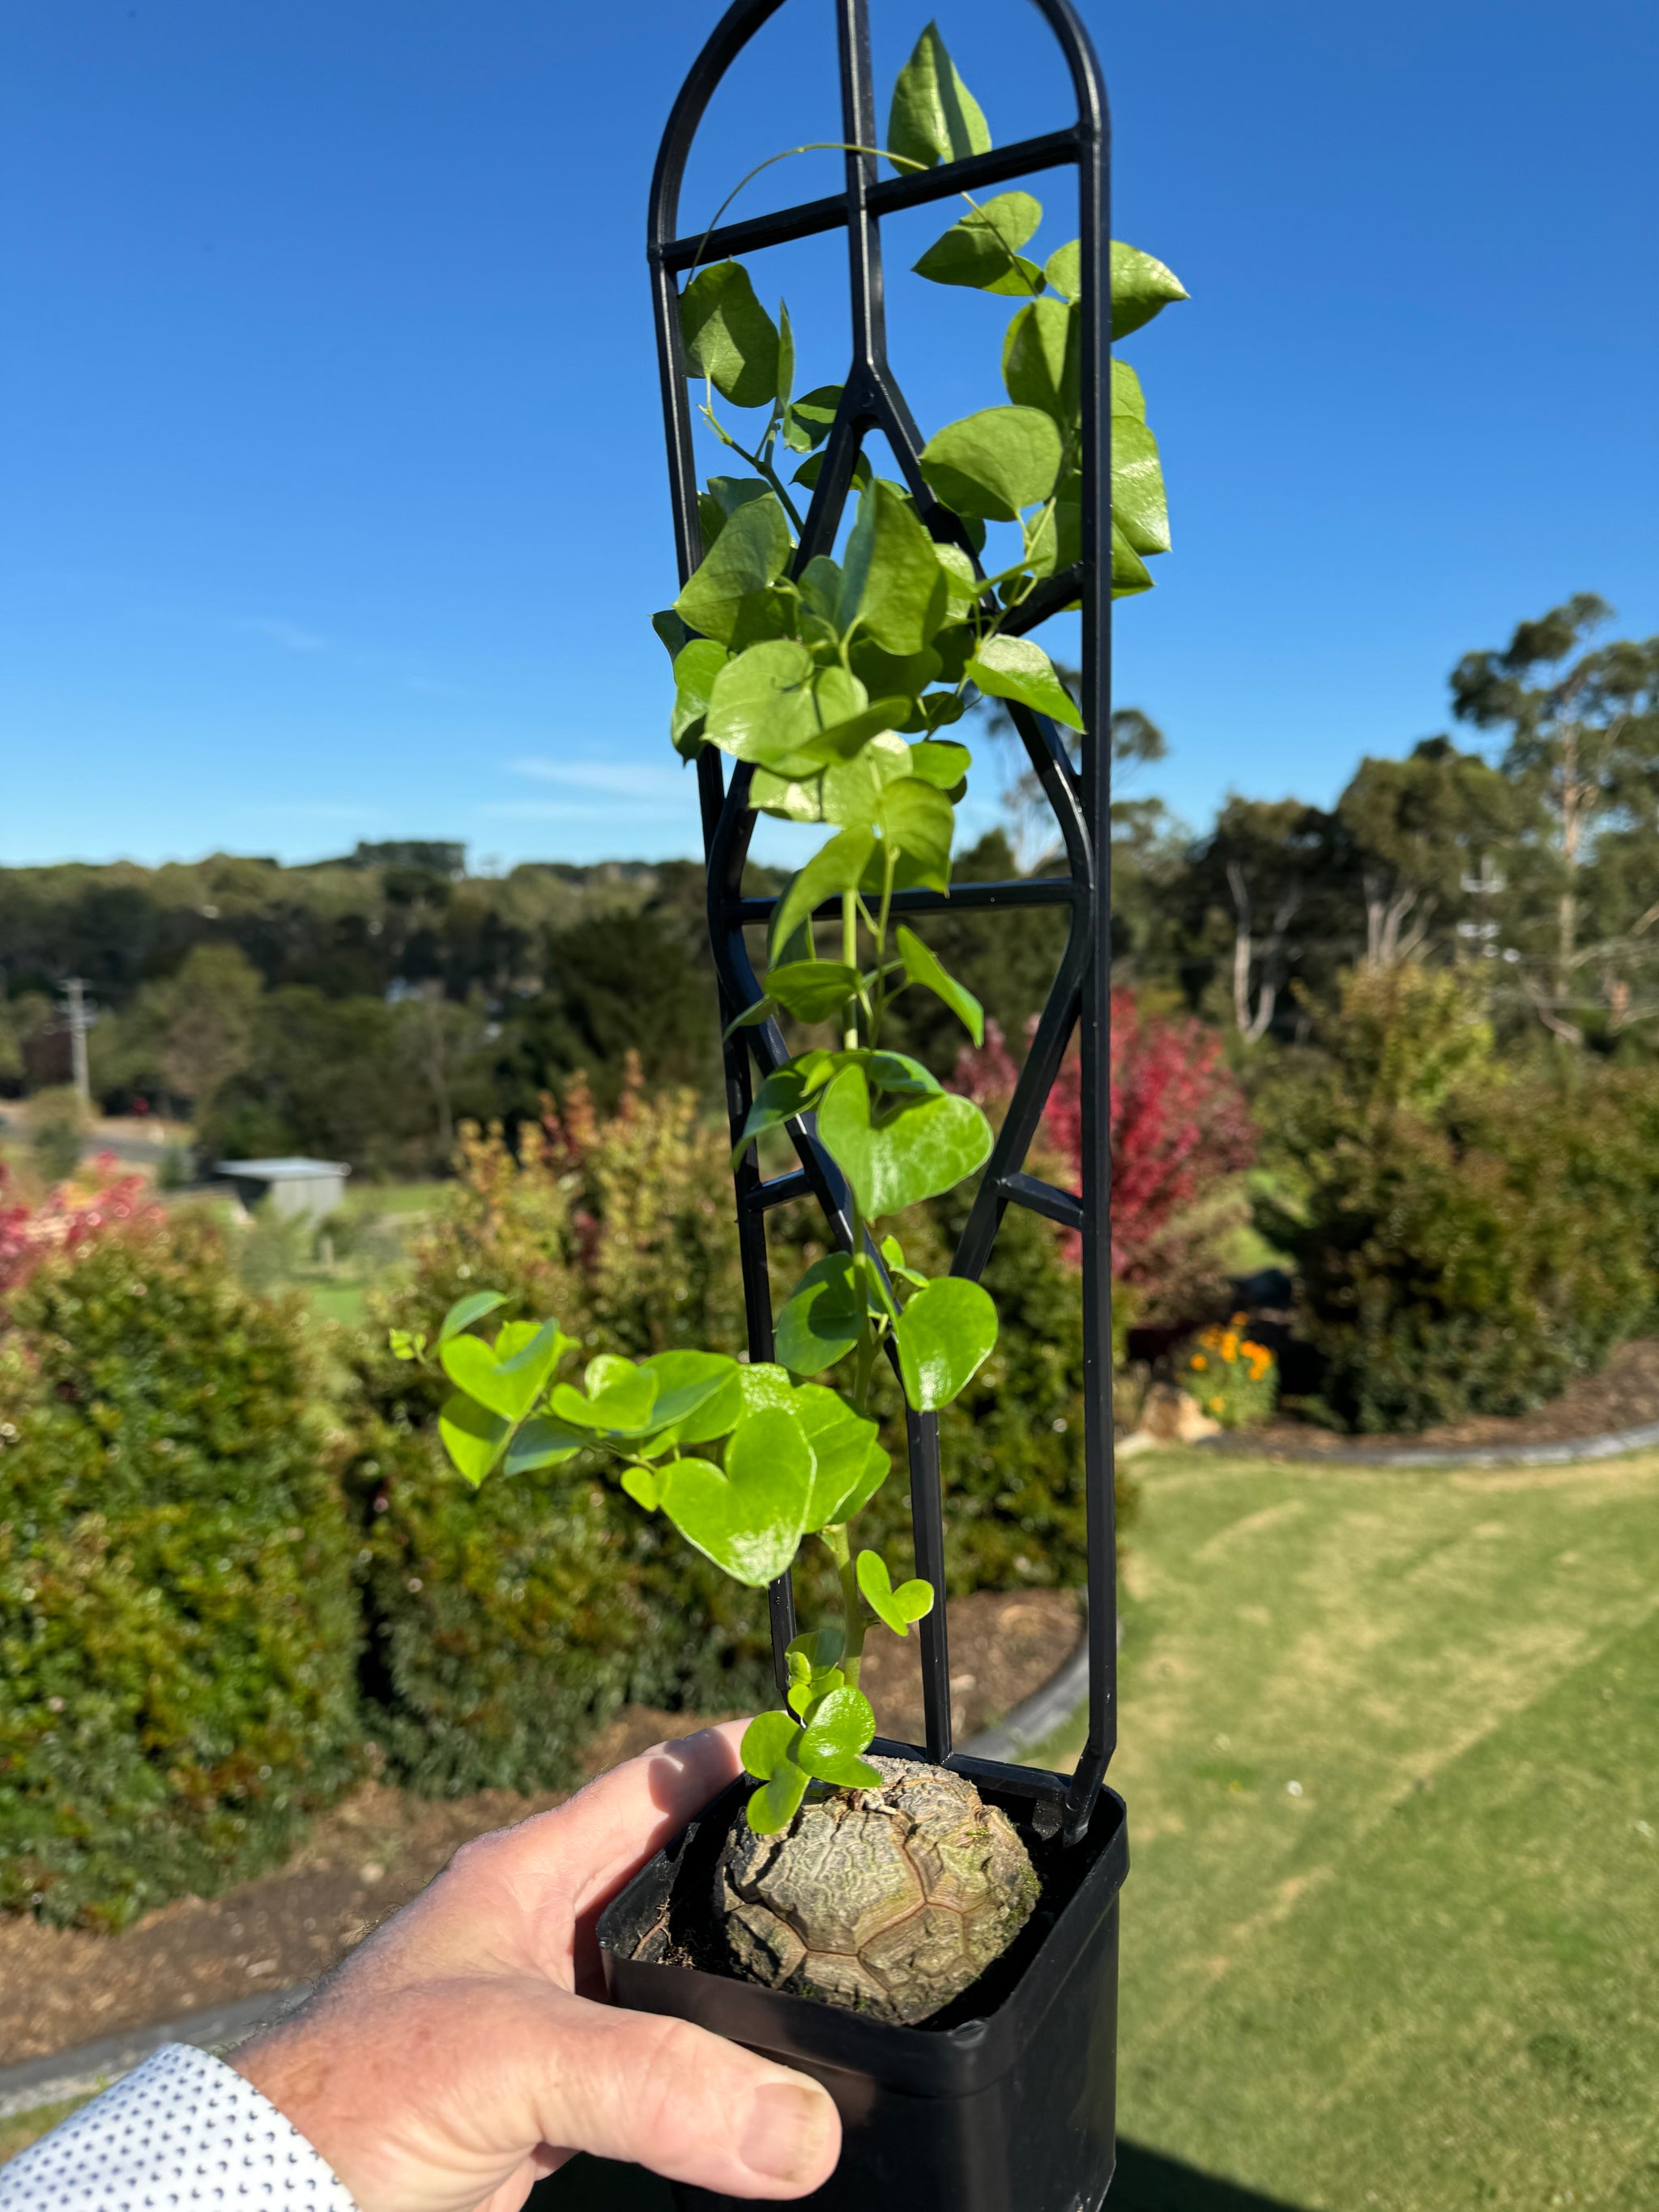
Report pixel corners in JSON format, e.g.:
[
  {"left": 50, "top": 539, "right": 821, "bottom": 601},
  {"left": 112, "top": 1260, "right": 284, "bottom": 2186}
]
[
  {"left": 0, "top": 1159, "right": 154, "bottom": 1303},
  {"left": 953, "top": 994, "right": 1257, "bottom": 1319}
]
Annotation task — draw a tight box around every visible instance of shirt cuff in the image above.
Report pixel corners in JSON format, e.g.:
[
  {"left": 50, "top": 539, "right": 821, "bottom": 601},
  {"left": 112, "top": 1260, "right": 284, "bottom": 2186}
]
[{"left": 0, "top": 2038, "right": 357, "bottom": 2210}]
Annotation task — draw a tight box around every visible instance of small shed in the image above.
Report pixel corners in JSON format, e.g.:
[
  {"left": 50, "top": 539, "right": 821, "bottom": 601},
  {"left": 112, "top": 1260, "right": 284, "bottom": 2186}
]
[{"left": 216, "top": 1157, "right": 351, "bottom": 1221}]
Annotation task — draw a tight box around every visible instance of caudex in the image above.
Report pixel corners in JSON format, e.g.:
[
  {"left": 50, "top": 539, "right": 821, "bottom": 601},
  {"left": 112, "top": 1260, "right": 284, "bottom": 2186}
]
[{"left": 396, "top": 19, "right": 1182, "bottom": 2016}]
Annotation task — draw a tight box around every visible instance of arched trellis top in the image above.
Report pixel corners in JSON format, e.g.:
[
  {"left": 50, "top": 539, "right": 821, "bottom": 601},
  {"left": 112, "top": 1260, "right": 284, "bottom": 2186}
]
[{"left": 647, "top": 0, "right": 1119, "bottom": 1848}]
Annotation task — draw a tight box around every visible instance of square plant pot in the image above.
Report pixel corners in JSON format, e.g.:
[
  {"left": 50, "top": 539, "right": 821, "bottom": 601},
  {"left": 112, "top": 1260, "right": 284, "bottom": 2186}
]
[{"left": 596, "top": 1751, "right": 1128, "bottom": 2212}]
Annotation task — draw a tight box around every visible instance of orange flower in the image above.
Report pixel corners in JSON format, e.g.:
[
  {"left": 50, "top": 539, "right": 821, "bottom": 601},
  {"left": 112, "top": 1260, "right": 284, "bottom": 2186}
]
[{"left": 1191, "top": 1353, "right": 1208, "bottom": 1371}]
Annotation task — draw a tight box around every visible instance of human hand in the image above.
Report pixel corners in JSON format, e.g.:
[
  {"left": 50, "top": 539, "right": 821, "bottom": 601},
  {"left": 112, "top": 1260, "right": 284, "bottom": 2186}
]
[{"left": 232, "top": 1721, "right": 841, "bottom": 2212}]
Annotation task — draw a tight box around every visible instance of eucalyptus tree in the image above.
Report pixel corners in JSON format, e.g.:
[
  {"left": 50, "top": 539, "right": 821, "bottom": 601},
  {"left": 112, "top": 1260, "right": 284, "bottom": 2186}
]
[
  {"left": 1335, "top": 736, "right": 1518, "bottom": 970},
  {"left": 1452, "top": 596, "right": 1659, "bottom": 1043}
]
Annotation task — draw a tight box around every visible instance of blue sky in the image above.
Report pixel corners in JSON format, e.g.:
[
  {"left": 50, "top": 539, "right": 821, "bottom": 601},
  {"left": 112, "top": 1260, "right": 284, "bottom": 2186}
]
[{"left": 2, "top": 0, "right": 1655, "bottom": 872}]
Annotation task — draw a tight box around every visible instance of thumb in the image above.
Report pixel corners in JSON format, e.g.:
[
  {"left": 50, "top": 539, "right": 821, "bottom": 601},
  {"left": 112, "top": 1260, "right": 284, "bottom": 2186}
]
[{"left": 526, "top": 1986, "right": 842, "bottom": 2201}]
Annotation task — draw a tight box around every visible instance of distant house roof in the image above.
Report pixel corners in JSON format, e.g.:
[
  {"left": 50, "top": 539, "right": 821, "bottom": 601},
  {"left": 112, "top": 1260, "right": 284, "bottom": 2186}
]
[{"left": 215, "top": 1157, "right": 352, "bottom": 1179}]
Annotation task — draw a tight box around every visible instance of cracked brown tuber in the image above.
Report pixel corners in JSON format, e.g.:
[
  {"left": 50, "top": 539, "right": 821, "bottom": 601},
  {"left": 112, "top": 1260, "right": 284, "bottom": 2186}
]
[{"left": 714, "top": 1755, "right": 1039, "bottom": 2026}]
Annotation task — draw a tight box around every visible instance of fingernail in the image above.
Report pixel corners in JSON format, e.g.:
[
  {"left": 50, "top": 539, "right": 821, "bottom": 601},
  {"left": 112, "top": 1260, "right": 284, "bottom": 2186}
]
[{"left": 740, "top": 2079, "right": 836, "bottom": 2184}]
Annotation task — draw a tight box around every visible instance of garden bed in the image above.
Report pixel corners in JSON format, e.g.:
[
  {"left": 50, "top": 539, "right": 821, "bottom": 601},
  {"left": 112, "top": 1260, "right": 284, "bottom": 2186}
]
[
  {"left": 0, "top": 1589, "right": 1080, "bottom": 2069},
  {"left": 1256, "top": 1333, "right": 1659, "bottom": 1457}
]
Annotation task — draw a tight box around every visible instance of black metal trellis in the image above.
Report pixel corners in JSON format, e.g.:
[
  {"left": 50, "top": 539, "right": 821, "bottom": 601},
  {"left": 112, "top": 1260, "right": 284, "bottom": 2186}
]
[{"left": 648, "top": 0, "right": 1116, "bottom": 1848}]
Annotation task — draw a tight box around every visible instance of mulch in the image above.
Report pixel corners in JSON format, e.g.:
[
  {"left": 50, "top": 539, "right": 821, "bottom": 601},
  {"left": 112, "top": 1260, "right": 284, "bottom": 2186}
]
[
  {"left": 0, "top": 1588, "right": 1081, "bottom": 2068},
  {"left": 1253, "top": 1334, "right": 1659, "bottom": 1456}
]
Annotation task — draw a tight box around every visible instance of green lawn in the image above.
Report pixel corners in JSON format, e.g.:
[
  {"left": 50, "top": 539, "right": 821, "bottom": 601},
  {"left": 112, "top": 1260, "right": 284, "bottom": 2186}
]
[{"left": 1108, "top": 1444, "right": 1659, "bottom": 2210}]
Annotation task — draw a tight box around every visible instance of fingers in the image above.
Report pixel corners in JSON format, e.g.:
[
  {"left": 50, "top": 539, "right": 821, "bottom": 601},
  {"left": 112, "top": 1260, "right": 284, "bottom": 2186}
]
[
  {"left": 240, "top": 1975, "right": 841, "bottom": 2212},
  {"left": 466, "top": 1719, "right": 750, "bottom": 1942},
  {"left": 518, "top": 1986, "right": 841, "bottom": 2201},
  {"left": 538, "top": 1719, "right": 751, "bottom": 1919},
  {"left": 324, "top": 1720, "right": 753, "bottom": 1997}
]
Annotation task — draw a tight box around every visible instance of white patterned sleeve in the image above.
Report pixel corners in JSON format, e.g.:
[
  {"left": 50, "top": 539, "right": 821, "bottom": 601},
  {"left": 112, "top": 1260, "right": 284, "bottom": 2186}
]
[{"left": 0, "top": 2040, "right": 356, "bottom": 2210}]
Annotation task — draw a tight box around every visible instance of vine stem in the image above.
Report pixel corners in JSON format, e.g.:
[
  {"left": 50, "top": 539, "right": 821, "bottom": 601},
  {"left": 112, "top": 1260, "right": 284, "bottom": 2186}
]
[
  {"left": 697, "top": 399, "right": 807, "bottom": 533},
  {"left": 821, "top": 1523, "right": 868, "bottom": 1689}
]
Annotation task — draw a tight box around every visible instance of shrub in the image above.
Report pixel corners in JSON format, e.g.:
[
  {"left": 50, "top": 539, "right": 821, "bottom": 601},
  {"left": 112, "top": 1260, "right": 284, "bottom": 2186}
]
[
  {"left": 27, "top": 1088, "right": 87, "bottom": 1185},
  {"left": 953, "top": 991, "right": 1257, "bottom": 1319},
  {"left": 0, "top": 1211, "right": 360, "bottom": 1927},
  {"left": 1179, "top": 1316, "right": 1278, "bottom": 1430},
  {"left": 1257, "top": 967, "right": 1652, "bottom": 1432}
]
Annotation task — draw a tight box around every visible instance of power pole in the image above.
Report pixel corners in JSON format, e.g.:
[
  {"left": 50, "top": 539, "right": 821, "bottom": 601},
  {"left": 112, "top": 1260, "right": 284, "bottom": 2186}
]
[{"left": 61, "top": 978, "right": 93, "bottom": 1111}]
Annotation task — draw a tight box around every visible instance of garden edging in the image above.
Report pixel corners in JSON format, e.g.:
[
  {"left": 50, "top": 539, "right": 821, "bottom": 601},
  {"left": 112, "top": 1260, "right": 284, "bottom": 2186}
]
[
  {"left": 1200, "top": 1416, "right": 1659, "bottom": 1471},
  {"left": 0, "top": 1985, "right": 311, "bottom": 2124}
]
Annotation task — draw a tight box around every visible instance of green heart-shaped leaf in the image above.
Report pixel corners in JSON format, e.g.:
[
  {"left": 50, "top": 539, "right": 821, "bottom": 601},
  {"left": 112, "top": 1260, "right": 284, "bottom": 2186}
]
[
  {"left": 791, "top": 1384, "right": 888, "bottom": 1528},
  {"left": 798, "top": 1685, "right": 879, "bottom": 1783},
  {"left": 906, "top": 738, "right": 972, "bottom": 790},
  {"left": 864, "top": 1050, "right": 943, "bottom": 1097},
  {"left": 800, "top": 1684, "right": 876, "bottom": 1757},
  {"left": 837, "top": 480, "right": 947, "bottom": 655},
  {"left": 775, "top": 1254, "right": 862, "bottom": 1378},
  {"left": 1111, "top": 357, "right": 1146, "bottom": 424},
  {"left": 704, "top": 640, "right": 823, "bottom": 768},
  {"left": 674, "top": 496, "right": 791, "bottom": 647},
  {"left": 966, "top": 636, "right": 1085, "bottom": 731},
  {"left": 886, "top": 21, "right": 991, "bottom": 173},
  {"left": 438, "top": 1319, "right": 567, "bottom": 1424},
  {"left": 788, "top": 1669, "right": 847, "bottom": 1719},
  {"left": 1110, "top": 239, "right": 1188, "bottom": 339},
  {"left": 680, "top": 259, "right": 781, "bottom": 408},
  {"left": 1002, "top": 296, "right": 1078, "bottom": 424},
  {"left": 1044, "top": 238, "right": 1080, "bottom": 302},
  {"left": 439, "top": 1393, "right": 511, "bottom": 1488},
  {"left": 1112, "top": 417, "right": 1170, "bottom": 557},
  {"left": 656, "top": 1405, "right": 812, "bottom": 1587},
  {"left": 816, "top": 1064, "right": 993, "bottom": 1218},
  {"left": 733, "top": 1362, "right": 800, "bottom": 1417},
  {"left": 621, "top": 1465, "right": 660, "bottom": 1511},
  {"left": 638, "top": 1350, "right": 744, "bottom": 1443},
  {"left": 747, "top": 1764, "right": 810, "bottom": 1835},
  {"left": 671, "top": 637, "right": 728, "bottom": 758},
  {"left": 770, "top": 827, "right": 876, "bottom": 961},
  {"left": 893, "top": 1276, "right": 999, "bottom": 1410},
  {"left": 919, "top": 405, "right": 1062, "bottom": 522},
  {"left": 788, "top": 1626, "right": 846, "bottom": 1673},
  {"left": 550, "top": 1358, "right": 661, "bottom": 1436},
  {"left": 783, "top": 382, "right": 842, "bottom": 452},
  {"left": 734, "top": 1063, "right": 825, "bottom": 1157},
  {"left": 915, "top": 192, "right": 1045, "bottom": 296},
  {"left": 897, "top": 924, "right": 984, "bottom": 1045},
  {"left": 800, "top": 1749, "right": 884, "bottom": 1790},
  {"left": 763, "top": 961, "right": 861, "bottom": 1023},
  {"left": 504, "top": 1416, "right": 586, "bottom": 1477},
  {"left": 876, "top": 775, "right": 954, "bottom": 889},
  {"left": 440, "top": 1290, "right": 508, "bottom": 1342},
  {"left": 741, "top": 1709, "right": 803, "bottom": 1780},
  {"left": 856, "top": 1549, "right": 936, "bottom": 1636}
]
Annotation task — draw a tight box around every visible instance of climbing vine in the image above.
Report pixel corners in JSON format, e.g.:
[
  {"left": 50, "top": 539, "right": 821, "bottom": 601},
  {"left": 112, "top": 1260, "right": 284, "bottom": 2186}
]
[{"left": 401, "top": 22, "right": 1184, "bottom": 1834}]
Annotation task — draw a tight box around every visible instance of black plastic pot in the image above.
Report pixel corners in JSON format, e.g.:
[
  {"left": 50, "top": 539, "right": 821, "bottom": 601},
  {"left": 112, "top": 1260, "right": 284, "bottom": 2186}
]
[{"left": 597, "top": 1752, "right": 1128, "bottom": 2212}]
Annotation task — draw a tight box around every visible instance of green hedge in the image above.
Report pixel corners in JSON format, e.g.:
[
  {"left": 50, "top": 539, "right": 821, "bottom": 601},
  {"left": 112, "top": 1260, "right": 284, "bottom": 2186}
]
[
  {"left": 0, "top": 1213, "right": 360, "bottom": 1928},
  {"left": 1258, "top": 971, "right": 1657, "bottom": 1433}
]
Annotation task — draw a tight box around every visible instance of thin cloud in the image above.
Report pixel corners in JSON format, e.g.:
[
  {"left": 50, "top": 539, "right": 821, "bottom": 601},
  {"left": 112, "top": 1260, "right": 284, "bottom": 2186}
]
[
  {"left": 480, "top": 798, "right": 689, "bottom": 822},
  {"left": 240, "top": 617, "right": 326, "bottom": 654},
  {"left": 506, "top": 757, "right": 689, "bottom": 801}
]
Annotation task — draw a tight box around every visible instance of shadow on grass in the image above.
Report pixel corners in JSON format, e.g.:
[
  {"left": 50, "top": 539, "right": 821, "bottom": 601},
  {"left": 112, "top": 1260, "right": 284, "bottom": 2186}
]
[
  {"left": 529, "top": 2141, "right": 1302, "bottom": 2208},
  {"left": 1110, "top": 2139, "right": 1303, "bottom": 2208}
]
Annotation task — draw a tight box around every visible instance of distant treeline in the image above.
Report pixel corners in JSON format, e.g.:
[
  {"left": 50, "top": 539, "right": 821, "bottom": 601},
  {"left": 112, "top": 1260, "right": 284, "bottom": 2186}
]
[{"left": 3, "top": 595, "right": 1655, "bottom": 1171}]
